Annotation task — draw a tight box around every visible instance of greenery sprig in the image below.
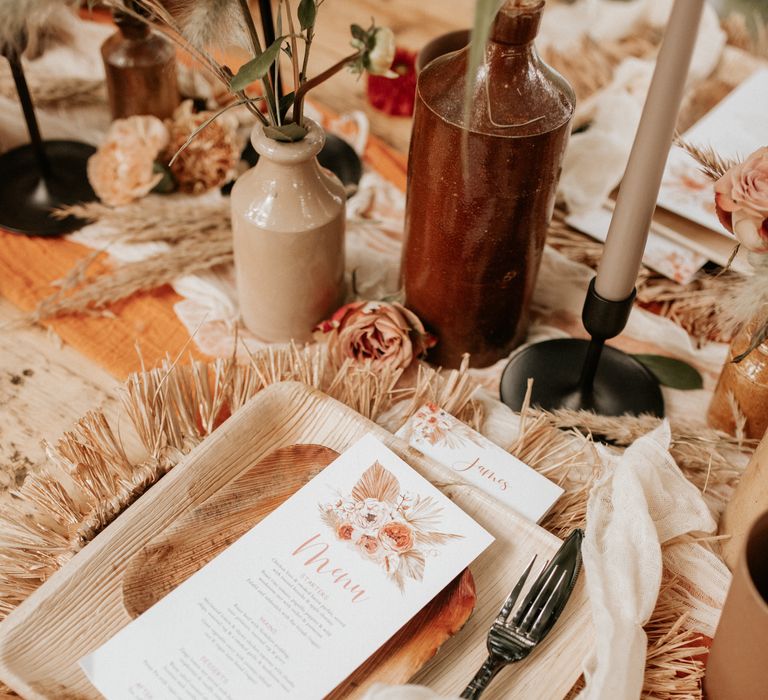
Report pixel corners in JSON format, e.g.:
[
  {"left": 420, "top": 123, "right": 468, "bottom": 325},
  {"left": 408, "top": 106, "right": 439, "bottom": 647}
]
[{"left": 100, "top": 1, "right": 395, "bottom": 144}]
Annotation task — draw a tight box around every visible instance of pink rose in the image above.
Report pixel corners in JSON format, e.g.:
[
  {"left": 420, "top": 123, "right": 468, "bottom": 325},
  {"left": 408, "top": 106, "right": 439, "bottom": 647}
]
[
  {"left": 358, "top": 534, "right": 380, "bottom": 557},
  {"left": 714, "top": 147, "right": 768, "bottom": 253},
  {"left": 314, "top": 301, "right": 436, "bottom": 370}
]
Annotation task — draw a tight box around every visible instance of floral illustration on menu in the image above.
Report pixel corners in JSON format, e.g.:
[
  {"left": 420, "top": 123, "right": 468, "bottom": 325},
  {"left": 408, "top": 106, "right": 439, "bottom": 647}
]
[
  {"left": 401, "top": 403, "right": 484, "bottom": 450},
  {"left": 319, "top": 460, "right": 462, "bottom": 591}
]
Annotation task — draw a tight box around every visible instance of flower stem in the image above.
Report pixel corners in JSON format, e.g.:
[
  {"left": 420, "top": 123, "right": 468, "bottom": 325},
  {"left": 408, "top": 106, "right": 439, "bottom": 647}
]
[
  {"left": 293, "top": 50, "right": 361, "bottom": 125},
  {"left": 296, "top": 24, "right": 314, "bottom": 124},
  {"left": 237, "top": 0, "right": 279, "bottom": 125},
  {"left": 237, "top": 0, "right": 264, "bottom": 55},
  {"left": 284, "top": 0, "right": 302, "bottom": 97}
]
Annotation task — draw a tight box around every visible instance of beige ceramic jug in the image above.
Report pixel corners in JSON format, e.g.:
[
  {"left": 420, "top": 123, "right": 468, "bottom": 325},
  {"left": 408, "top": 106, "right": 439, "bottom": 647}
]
[{"left": 231, "top": 118, "right": 346, "bottom": 342}]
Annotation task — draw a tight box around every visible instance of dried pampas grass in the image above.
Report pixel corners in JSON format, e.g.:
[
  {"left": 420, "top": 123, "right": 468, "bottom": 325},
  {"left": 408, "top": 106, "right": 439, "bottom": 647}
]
[
  {"left": 674, "top": 137, "right": 738, "bottom": 182},
  {"left": 35, "top": 199, "right": 739, "bottom": 352},
  {"left": 160, "top": 0, "right": 249, "bottom": 52},
  {"left": 547, "top": 213, "right": 738, "bottom": 345},
  {"left": 0, "top": 0, "right": 78, "bottom": 54},
  {"left": 544, "top": 24, "right": 661, "bottom": 102},
  {"left": 0, "top": 69, "right": 104, "bottom": 107},
  {"left": 26, "top": 198, "right": 232, "bottom": 323}
]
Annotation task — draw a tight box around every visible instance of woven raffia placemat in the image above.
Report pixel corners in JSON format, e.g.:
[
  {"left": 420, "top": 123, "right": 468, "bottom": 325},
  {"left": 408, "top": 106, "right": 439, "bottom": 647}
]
[{"left": 0, "top": 345, "right": 754, "bottom": 698}]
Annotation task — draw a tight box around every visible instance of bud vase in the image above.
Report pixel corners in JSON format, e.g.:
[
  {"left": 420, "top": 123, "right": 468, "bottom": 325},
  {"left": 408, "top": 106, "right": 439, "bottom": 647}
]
[
  {"left": 101, "top": 8, "right": 179, "bottom": 121},
  {"left": 231, "top": 119, "right": 346, "bottom": 342},
  {"left": 708, "top": 323, "right": 768, "bottom": 440},
  {"left": 401, "top": 0, "right": 575, "bottom": 368}
]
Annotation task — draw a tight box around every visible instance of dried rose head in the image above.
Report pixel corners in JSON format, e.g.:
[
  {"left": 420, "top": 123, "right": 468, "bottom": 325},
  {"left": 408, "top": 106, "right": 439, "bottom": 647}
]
[
  {"left": 714, "top": 146, "right": 768, "bottom": 253},
  {"left": 314, "top": 300, "right": 436, "bottom": 370},
  {"left": 87, "top": 115, "right": 169, "bottom": 207}
]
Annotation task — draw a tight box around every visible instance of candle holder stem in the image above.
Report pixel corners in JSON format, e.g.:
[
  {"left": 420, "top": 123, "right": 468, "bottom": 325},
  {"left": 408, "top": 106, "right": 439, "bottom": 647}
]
[
  {"left": 7, "top": 49, "right": 50, "bottom": 180},
  {"left": 0, "top": 42, "right": 96, "bottom": 236},
  {"left": 578, "top": 337, "right": 604, "bottom": 397}
]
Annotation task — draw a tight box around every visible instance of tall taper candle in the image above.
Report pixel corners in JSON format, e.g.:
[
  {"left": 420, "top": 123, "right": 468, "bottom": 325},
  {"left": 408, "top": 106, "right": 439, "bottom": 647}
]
[{"left": 594, "top": 0, "right": 704, "bottom": 302}]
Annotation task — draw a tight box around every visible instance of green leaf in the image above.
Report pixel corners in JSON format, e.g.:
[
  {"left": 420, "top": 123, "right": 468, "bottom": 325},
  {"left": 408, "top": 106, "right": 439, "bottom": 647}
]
[
  {"left": 279, "top": 91, "right": 296, "bottom": 121},
  {"left": 230, "top": 37, "right": 285, "bottom": 92},
  {"left": 263, "top": 123, "right": 308, "bottom": 142},
  {"left": 150, "top": 162, "right": 176, "bottom": 194},
  {"left": 298, "top": 0, "right": 317, "bottom": 31},
  {"left": 460, "top": 0, "right": 504, "bottom": 170},
  {"left": 350, "top": 23, "right": 366, "bottom": 42},
  {"left": 632, "top": 354, "right": 703, "bottom": 390}
]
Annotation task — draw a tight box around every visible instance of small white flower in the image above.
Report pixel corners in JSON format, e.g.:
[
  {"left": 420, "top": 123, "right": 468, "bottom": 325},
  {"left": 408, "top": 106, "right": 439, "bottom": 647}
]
[{"left": 367, "top": 27, "right": 396, "bottom": 77}]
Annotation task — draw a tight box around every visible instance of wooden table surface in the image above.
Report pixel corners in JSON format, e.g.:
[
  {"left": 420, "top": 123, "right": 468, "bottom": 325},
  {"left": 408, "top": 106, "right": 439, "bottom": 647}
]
[{"left": 0, "top": 1, "right": 472, "bottom": 501}]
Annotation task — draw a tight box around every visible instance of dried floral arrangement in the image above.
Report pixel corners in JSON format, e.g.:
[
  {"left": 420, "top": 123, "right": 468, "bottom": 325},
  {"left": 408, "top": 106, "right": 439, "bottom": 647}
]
[
  {"left": 679, "top": 141, "right": 768, "bottom": 361},
  {"left": 97, "top": 0, "right": 395, "bottom": 144},
  {"left": 87, "top": 103, "right": 241, "bottom": 205},
  {"left": 319, "top": 461, "right": 462, "bottom": 590}
]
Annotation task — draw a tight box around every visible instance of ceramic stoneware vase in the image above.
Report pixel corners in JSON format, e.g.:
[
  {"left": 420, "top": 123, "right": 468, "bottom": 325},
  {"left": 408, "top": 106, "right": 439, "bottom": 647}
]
[
  {"left": 231, "top": 119, "right": 346, "bottom": 343},
  {"left": 401, "top": 0, "right": 574, "bottom": 368}
]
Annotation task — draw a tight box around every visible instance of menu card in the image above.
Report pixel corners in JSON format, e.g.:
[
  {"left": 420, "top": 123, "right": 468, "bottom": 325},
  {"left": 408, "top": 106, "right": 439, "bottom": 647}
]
[
  {"left": 396, "top": 404, "right": 563, "bottom": 523},
  {"left": 658, "top": 69, "right": 768, "bottom": 234},
  {"left": 79, "top": 434, "right": 493, "bottom": 700},
  {"left": 566, "top": 207, "right": 707, "bottom": 284}
]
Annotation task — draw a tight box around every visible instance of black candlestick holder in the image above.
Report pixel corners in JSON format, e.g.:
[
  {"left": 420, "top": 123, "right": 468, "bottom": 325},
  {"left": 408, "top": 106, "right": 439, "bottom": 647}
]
[
  {"left": 500, "top": 278, "right": 664, "bottom": 417},
  {"left": 0, "top": 43, "right": 95, "bottom": 237}
]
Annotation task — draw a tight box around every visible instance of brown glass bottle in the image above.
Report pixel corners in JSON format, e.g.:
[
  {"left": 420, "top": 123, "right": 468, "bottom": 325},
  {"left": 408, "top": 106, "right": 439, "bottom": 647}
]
[
  {"left": 101, "top": 8, "right": 179, "bottom": 121},
  {"left": 401, "top": 0, "right": 574, "bottom": 368}
]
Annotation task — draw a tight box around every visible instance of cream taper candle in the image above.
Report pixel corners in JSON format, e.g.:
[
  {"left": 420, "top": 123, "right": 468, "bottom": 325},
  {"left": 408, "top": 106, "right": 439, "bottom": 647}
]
[{"left": 594, "top": 0, "right": 704, "bottom": 302}]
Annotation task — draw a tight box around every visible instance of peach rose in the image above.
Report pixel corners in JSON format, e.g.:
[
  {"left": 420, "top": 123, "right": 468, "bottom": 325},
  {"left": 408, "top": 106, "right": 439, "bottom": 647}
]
[
  {"left": 714, "top": 147, "right": 768, "bottom": 253},
  {"left": 87, "top": 116, "right": 170, "bottom": 207},
  {"left": 358, "top": 534, "right": 380, "bottom": 557},
  {"left": 379, "top": 521, "right": 414, "bottom": 554},
  {"left": 314, "top": 301, "right": 436, "bottom": 370},
  {"left": 336, "top": 522, "right": 355, "bottom": 541}
]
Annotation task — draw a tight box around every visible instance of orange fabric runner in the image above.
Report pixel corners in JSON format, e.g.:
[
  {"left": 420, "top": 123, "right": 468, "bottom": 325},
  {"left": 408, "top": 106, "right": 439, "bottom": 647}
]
[{"left": 0, "top": 232, "right": 198, "bottom": 379}]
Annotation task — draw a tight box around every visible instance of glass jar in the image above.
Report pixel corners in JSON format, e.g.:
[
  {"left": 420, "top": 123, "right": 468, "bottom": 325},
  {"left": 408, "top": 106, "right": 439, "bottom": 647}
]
[
  {"left": 708, "top": 322, "right": 768, "bottom": 439},
  {"left": 101, "top": 8, "right": 179, "bottom": 121}
]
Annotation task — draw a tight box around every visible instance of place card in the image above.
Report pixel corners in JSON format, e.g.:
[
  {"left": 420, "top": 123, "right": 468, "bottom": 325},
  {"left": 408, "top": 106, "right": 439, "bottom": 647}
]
[
  {"left": 79, "top": 434, "right": 493, "bottom": 700},
  {"left": 658, "top": 69, "right": 768, "bottom": 235},
  {"left": 396, "top": 404, "right": 563, "bottom": 523}
]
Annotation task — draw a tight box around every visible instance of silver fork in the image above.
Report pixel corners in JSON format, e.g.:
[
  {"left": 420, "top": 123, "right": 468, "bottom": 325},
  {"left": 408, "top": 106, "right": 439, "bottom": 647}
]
[{"left": 460, "top": 529, "right": 583, "bottom": 699}]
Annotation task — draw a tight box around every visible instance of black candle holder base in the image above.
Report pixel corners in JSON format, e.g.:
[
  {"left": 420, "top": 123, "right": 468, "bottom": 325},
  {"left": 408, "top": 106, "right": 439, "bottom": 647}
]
[
  {"left": 0, "top": 140, "right": 96, "bottom": 237},
  {"left": 499, "top": 337, "right": 664, "bottom": 417}
]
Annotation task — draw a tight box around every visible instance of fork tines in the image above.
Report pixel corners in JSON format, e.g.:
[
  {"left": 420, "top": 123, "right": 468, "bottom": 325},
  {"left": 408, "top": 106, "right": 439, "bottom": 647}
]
[{"left": 496, "top": 557, "right": 571, "bottom": 642}]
